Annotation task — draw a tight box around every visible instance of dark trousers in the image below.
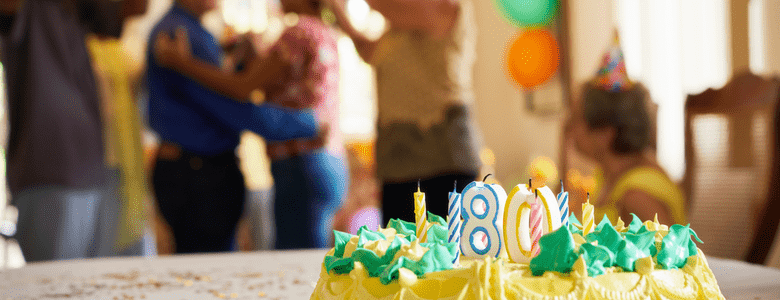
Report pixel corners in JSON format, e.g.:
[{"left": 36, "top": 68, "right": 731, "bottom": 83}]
[
  {"left": 381, "top": 172, "right": 477, "bottom": 226},
  {"left": 153, "top": 148, "right": 245, "bottom": 253}
]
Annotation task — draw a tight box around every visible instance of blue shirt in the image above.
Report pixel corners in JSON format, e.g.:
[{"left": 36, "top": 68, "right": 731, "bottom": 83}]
[{"left": 146, "top": 4, "right": 317, "bottom": 156}]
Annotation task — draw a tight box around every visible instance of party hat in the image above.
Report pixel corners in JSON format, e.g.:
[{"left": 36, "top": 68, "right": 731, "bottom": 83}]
[{"left": 594, "top": 30, "right": 632, "bottom": 92}]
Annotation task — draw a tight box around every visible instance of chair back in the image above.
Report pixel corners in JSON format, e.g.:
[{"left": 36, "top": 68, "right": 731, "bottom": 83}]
[
  {"left": 682, "top": 71, "right": 780, "bottom": 260},
  {"left": 746, "top": 93, "right": 780, "bottom": 266}
]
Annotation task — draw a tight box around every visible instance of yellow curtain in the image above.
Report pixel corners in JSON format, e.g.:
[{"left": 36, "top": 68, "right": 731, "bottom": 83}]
[{"left": 87, "top": 36, "right": 148, "bottom": 250}]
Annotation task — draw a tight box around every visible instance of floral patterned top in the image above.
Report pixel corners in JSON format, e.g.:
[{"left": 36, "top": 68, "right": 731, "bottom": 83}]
[{"left": 265, "top": 15, "right": 343, "bottom": 159}]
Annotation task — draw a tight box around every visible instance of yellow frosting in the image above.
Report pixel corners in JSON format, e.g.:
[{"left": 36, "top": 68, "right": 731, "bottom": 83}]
[
  {"left": 310, "top": 248, "right": 724, "bottom": 300},
  {"left": 392, "top": 241, "right": 430, "bottom": 262}
]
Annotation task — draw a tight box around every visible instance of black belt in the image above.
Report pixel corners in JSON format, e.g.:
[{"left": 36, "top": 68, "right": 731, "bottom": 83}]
[{"left": 157, "top": 142, "right": 236, "bottom": 170}]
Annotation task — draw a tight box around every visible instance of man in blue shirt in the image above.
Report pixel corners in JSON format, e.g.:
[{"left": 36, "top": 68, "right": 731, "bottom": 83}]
[{"left": 147, "top": 0, "right": 319, "bottom": 253}]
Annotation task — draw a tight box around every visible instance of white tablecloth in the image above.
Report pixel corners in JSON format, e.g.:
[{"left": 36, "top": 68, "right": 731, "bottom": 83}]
[{"left": 1, "top": 250, "right": 779, "bottom": 299}]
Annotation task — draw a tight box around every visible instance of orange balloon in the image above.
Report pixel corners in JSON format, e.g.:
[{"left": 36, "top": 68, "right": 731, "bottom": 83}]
[{"left": 505, "top": 29, "right": 560, "bottom": 89}]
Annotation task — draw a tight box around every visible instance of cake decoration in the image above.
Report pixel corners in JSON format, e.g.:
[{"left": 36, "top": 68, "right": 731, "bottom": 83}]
[
  {"left": 414, "top": 180, "right": 429, "bottom": 243},
  {"left": 323, "top": 215, "right": 459, "bottom": 284},
  {"left": 312, "top": 180, "right": 724, "bottom": 299},
  {"left": 556, "top": 181, "right": 569, "bottom": 228},
  {"left": 461, "top": 176, "right": 507, "bottom": 258},
  {"left": 503, "top": 180, "right": 562, "bottom": 263},
  {"left": 447, "top": 182, "right": 463, "bottom": 265}
]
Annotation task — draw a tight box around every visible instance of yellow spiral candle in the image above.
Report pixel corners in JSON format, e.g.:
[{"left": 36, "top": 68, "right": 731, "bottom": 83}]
[
  {"left": 582, "top": 193, "right": 594, "bottom": 236},
  {"left": 414, "top": 181, "right": 429, "bottom": 243}
]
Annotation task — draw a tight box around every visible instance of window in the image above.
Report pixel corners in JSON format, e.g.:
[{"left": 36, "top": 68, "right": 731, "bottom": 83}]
[{"left": 612, "top": 0, "right": 729, "bottom": 181}]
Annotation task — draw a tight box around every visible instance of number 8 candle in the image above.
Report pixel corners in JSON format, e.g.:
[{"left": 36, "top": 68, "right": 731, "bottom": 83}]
[
  {"left": 448, "top": 181, "right": 462, "bottom": 265},
  {"left": 415, "top": 180, "right": 429, "bottom": 242},
  {"left": 460, "top": 174, "right": 507, "bottom": 258}
]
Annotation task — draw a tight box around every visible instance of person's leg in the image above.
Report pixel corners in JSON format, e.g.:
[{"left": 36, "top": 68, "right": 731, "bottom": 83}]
[
  {"left": 89, "top": 169, "right": 122, "bottom": 258},
  {"left": 166, "top": 156, "right": 244, "bottom": 253},
  {"left": 152, "top": 157, "right": 191, "bottom": 253},
  {"left": 301, "top": 151, "right": 348, "bottom": 248},
  {"left": 274, "top": 151, "right": 348, "bottom": 249},
  {"left": 185, "top": 155, "right": 246, "bottom": 252},
  {"left": 14, "top": 186, "right": 101, "bottom": 262},
  {"left": 381, "top": 180, "right": 418, "bottom": 226},
  {"left": 272, "top": 156, "right": 309, "bottom": 249},
  {"left": 246, "top": 188, "right": 275, "bottom": 250}
]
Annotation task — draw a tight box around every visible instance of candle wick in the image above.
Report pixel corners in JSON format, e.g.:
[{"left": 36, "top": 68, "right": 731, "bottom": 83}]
[
  {"left": 528, "top": 178, "right": 532, "bottom": 191},
  {"left": 417, "top": 179, "right": 421, "bottom": 193},
  {"left": 483, "top": 174, "right": 492, "bottom": 182},
  {"left": 454, "top": 180, "right": 457, "bottom": 192},
  {"left": 587, "top": 192, "right": 590, "bottom": 204},
  {"left": 560, "top": 179, "right": 564, "bottom": 192}
]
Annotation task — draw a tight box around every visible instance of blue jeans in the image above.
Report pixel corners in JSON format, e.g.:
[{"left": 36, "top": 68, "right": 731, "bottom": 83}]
[{"left": 272, "top": 150, "right": 347, "bottom": 249}]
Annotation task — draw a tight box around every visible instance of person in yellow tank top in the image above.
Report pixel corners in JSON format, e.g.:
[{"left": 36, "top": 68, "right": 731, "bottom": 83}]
[{"left": 569, "top": 33, "right": 687, "bottom": 225}]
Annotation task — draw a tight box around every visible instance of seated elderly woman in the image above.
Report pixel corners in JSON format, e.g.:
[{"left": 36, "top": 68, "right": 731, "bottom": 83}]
[{"left": 569, "top": 38, "right": 686, "bottom": 225}]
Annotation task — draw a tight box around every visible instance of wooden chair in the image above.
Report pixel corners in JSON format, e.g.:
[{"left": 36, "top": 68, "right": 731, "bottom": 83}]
[
  {"left": 682, "top": 71, "right": 780, "bottom": 261},
  {"left": 745, "top": 98, "right": 780, "bottom": 265}
]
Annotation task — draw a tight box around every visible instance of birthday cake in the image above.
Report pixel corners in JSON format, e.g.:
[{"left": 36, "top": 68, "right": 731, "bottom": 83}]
[{"left": 310, "top": 181, "right": 725, "bottom": 300}]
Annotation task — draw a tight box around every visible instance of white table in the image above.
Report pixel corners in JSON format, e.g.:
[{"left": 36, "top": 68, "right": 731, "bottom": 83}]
[{"left": 1, "top": 250, "right": 779, "bottom": 299}]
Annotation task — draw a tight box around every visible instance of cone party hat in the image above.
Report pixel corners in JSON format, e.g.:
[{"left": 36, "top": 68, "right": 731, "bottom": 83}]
[{"left": 594, "top": 30, "right": 633, "bottom": 92}]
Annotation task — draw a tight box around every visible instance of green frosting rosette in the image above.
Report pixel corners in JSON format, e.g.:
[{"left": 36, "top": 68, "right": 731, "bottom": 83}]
[
  {"left": 323, "top": 217, "right": 458, "bottom": 284},
  {"left": 531, "top": 214, "right": 702, "bottom": 277},
  {"left": 529, "top": 225, "right": 580, "bottom": 276}
]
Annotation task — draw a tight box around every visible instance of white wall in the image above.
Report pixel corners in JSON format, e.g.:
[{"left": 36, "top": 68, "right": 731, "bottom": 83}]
[{"left": 471, "top": 0, "right": 612, "bottom": 187}]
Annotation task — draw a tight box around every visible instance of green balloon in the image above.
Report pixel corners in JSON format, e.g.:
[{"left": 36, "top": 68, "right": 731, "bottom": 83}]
[{"left": 495, "top": 0, "right": 559, "bottom": 28}]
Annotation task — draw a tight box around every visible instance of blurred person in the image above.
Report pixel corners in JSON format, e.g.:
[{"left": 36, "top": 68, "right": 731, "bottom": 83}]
[
  {"left": 88, "top": 35, "right": 156, "bottom": 256},
  {"left": 0, "top": 0, "right": 148, "bottom": 261},
  {"left": 147, "top": 0, "right": 323, "bottom": 253},
  {"left": 568, "top": 35, "right": 686, "bottom": 225},
  {"left": 154, "top": 0, "right": 348, "bottom": 249},
  {"left": 325, "top": 0, "right": 484, "bottom": 225}
]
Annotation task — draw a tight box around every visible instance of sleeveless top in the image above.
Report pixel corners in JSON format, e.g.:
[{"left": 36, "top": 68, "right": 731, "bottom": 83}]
[
  {"left": 371, "top": 0, "right": 483, "bottom": 182},
  {"left": 593, "top": 167, "right": 688, "bottom": 225}
]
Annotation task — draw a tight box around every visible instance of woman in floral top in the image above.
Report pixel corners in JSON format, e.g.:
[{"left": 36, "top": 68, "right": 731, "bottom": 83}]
[{"left": 154, "top": 0, "right": 346, "bottom": 249}]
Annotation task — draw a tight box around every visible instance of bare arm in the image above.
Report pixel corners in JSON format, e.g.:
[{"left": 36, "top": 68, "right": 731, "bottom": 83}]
[
  {"left": 154, "top": 28, "right": 288, "bottom": 101},
  {"left": 620, "top": 189, "right": 674, "bottom": 225},
  {"left": 328, "top": 0, "right": 379, "bottom": 63}
]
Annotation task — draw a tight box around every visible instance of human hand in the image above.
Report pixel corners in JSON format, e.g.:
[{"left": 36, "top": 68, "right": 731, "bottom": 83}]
[
  {"left": 154, "top": 27, "right": 192, "bottom": 69},
  {"left": 312, "top": 122, "right": 331, "bottom": 147},
  {"left": 225, "top": 33, "right": 256, "bottom": 58}
]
